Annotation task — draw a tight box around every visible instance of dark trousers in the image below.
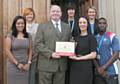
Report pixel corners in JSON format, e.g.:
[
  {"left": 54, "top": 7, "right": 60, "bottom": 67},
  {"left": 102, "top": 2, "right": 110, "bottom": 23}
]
[
  {"left": 94, "top": 72, "right": 119, "bottom": 84},
  {"left": 65, "top": 60, "right": 70, "bottom": 84},
  {"left": 106, "top": 75, "right": 119, "bottom": 84}
]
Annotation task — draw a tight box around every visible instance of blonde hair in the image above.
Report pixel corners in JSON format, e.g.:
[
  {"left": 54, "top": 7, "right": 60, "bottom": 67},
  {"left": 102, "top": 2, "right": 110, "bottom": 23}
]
[
  {"left": 87, "top": 6, "right": 98, "bottom": 18},
  {"left": 87, "top": 6, "right": 97, "bottom": 14}
]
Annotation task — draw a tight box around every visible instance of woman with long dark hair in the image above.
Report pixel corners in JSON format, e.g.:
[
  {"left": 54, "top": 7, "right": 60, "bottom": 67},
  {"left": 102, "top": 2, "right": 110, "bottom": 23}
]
[
  {"left": 69, "top": 16, "right": 97, "bottom": 84},
  {"left": 5, "top": 15, "right": 32, "bottom": 84}
]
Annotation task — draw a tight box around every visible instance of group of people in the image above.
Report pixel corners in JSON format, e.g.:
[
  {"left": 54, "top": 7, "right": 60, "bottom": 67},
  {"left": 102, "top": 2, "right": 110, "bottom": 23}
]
[{"left": 5, "top": 2, "right": 120, "bottom": 84}]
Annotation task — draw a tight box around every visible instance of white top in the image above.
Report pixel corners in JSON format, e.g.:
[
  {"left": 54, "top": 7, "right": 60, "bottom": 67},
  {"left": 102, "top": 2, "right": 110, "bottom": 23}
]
[
  {"left": 26, "top": 22, "right": 39, "bottom": 44},
  {"left": 26, "top": 22, "right": 39, "bottom": 62}
]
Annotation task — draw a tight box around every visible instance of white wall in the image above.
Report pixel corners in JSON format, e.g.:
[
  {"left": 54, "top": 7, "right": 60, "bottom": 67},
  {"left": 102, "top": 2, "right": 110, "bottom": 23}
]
[{"left": 98, "top": 0, "right": 120, "bottom": 38}]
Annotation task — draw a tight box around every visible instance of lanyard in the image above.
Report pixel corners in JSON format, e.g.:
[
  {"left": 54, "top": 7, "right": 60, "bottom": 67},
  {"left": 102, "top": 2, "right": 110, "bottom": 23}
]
[
  {"left": 97, "top": 34, "right": 105, "bottom": 54},
  {"left": 69, "top": 20, "right": 75, "bottom": 32}
]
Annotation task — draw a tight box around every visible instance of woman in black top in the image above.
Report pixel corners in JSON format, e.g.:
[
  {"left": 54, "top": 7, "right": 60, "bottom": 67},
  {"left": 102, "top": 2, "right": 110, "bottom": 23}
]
[{"left": 69, "top": 16, "right": 97, "bottom": 84}]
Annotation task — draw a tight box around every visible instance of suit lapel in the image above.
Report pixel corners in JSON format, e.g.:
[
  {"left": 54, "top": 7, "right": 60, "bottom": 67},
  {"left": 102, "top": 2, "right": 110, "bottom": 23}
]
[
  {"left": 61, "top": 22, "right": 65, "bottom": 35},
  {"left": 61, "top": 22, "right": 66, "bottom": 40},
  {"left": 49, "top": 21, "right": 62, "bottom": 39}
]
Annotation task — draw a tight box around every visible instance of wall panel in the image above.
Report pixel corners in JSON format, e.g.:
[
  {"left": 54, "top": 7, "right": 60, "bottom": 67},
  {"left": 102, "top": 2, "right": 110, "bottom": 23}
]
[{"left": 0, "top": 0, "right": 3, "bottom": 84}]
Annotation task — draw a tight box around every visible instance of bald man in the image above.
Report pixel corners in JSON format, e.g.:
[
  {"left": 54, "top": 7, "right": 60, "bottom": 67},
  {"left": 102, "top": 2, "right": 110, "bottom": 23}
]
[{"left": 34, "top": 5, "right": 71, "bottom": 84}]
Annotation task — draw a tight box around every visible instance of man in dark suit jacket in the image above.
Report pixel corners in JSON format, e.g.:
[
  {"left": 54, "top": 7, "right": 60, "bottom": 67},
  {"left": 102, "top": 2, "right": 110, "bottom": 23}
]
[{"left": 34, "top": 5, "right": 71, "bottom": 84}]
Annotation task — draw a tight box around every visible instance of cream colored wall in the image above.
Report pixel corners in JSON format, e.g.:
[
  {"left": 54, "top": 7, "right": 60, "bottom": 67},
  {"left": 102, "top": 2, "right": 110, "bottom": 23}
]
[{"left": 98, "top": 0, "right": 120, "bottom": 38}]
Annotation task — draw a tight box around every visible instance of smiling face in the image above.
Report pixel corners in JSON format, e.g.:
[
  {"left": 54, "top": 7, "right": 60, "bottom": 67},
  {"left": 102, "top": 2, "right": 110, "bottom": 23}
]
[
  {"left": 49, "top": 5, "right": 62, "bottom": 22},
  {"left": 78, "top": 17, "right": 88, "bottom": 32},
  {"left": 25, "top": 11, "right": 34, "bottom": 22},
  {"left": 16, "top": 19, "right": 25, "bottom": 32},
  {"left": 67, "top": 9, "right": 75, "bottom": 18},
  {"left": 98, "top": 18, "right": 107, "bottom": 33},
  {"left": 23, "top": 8, "right": 35, "bottom": 23},
  {"left": 87, "top": 8, "right": 96, "bottom": 20}
]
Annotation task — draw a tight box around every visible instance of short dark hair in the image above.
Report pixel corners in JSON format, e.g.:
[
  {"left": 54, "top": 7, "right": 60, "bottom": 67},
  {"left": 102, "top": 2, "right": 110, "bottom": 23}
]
[
  {"left": 11, "top": 15, "right": 29, "bottom": 38},
  {"left": 67, "top": 2, "right": 76, "bottom": 10},
  {"left": 98, "top": 17, "right": 107, "bottom": 22}
]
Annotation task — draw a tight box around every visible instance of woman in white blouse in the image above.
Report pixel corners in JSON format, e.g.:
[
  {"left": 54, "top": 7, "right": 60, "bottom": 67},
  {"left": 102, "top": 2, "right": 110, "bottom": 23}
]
[{"left": 23, "top": 8, "right": 39, "bottom": 84}]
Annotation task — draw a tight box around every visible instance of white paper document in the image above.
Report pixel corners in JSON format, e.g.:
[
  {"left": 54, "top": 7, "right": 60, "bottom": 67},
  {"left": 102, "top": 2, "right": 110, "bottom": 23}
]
[{"left": 55, "top": 41, "right": 75, "bottom": 56}]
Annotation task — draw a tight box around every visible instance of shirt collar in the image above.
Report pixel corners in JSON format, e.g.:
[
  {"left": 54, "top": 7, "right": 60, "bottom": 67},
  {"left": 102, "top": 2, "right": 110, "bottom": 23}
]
[{"left": 51, "top": 20, "right": 61, "bottom": 25}]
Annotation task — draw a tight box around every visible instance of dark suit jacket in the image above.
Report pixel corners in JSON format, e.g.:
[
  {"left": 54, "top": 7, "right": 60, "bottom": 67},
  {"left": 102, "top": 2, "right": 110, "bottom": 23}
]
[
  {"left": 34, "top": 21, "right": 71, "bottom": 72},
  {"left": 64, "top": 19, "right": 79, "bottom": 38},
  {"left": 88, "top": 19, "right": 99, "bottom": 36}
]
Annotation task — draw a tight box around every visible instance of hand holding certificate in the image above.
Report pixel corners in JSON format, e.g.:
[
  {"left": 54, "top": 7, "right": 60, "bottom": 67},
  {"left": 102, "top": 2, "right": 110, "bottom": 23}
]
[{"left": 55, "top": 41, "right": 75, "bottom": 56}]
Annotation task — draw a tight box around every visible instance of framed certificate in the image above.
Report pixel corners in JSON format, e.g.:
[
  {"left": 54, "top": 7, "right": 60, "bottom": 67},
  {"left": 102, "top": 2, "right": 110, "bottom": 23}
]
[{"left": 55, "top": 41, "right": 75, "bottom": 56}]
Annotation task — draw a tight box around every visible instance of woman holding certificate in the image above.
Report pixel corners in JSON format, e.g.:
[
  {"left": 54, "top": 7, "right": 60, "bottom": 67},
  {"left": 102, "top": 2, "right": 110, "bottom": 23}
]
[{"left": 69, "top": 16, "right": 97, "bottom": 84}]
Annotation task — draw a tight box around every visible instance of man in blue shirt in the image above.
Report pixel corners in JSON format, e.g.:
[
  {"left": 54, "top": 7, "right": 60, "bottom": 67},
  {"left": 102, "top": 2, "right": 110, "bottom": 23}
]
[{"left": 94, "top": 17, "right": 120, "bottom": 84}]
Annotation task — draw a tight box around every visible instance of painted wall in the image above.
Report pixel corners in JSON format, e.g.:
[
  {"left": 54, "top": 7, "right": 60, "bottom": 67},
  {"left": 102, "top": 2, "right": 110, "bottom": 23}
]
[{"left": 98, "top": 0, "right": 120, "bottom": 38}]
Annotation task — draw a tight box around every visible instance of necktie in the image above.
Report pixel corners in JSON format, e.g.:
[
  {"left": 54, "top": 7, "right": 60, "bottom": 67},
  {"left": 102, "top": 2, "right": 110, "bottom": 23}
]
[
  {"left": 55, "top": 23, "right": 61, "bottom": 33},
  {"left": 69, "top": 20, "right": 74, "bottom": 32},
  {"left": 55, "top": 23, "right": 62, "bottom": 39},
  {"left": 70, "top": 20, "right": 73, "bottom": 28}
]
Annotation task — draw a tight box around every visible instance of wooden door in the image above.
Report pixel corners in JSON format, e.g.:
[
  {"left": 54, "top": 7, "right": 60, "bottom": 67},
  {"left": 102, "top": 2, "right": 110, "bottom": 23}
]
[
  {"left": 3, "top": 0, "right": 50, "bottom": 33},
  {"left": 0, "top": 0, "right": 3, "bottom": 84},
  {"left": 80, "top": 0, "right": 98, "bottom": 16}
]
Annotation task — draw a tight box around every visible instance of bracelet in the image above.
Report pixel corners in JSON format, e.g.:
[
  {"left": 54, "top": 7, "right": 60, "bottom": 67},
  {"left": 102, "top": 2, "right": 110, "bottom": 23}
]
[{"left": 28, "top": 60, "right": 32, "bottom": 64}]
